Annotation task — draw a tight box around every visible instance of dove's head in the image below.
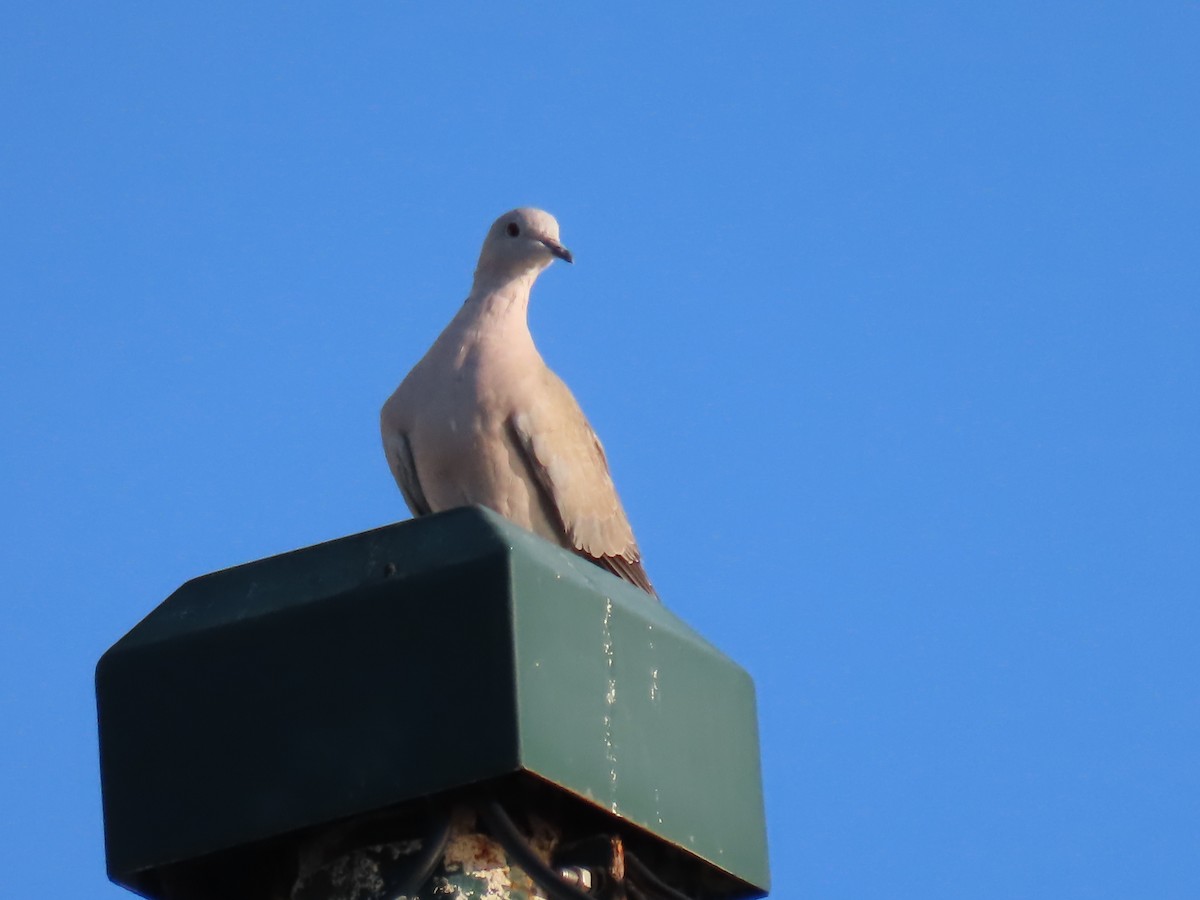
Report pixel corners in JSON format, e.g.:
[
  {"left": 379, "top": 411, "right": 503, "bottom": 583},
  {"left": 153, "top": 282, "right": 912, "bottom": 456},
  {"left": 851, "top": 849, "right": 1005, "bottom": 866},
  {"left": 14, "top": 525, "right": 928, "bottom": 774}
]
[{"left": 473, "top": 207, "right": 573, "bottom": 285}]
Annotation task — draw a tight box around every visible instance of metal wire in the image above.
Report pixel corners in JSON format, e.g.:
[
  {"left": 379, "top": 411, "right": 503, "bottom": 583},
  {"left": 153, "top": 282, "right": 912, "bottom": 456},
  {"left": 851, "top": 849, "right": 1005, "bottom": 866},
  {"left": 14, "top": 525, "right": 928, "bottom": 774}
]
[
  {"left": 625, "top": 850, "right": 696, "bottom": 900},
  {"left": 383, "top": 806, "right": 454, "bottom": 899},
  {"left": 479, "top": 798, "right": 597, "bottom": 900}
]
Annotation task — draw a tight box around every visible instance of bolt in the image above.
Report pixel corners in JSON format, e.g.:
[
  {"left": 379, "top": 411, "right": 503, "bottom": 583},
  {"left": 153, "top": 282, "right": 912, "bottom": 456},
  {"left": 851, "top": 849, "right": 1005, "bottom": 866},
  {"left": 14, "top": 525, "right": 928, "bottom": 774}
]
[{"left": 558, "top": 866, "right": 594, "bottom": 892}]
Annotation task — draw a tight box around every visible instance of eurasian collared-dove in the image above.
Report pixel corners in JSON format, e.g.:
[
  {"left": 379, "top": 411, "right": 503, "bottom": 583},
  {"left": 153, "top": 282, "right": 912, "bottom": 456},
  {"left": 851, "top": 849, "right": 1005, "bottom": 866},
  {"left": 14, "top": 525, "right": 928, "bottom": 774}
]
[{"left": 380, "top": 208, "right": 656, "bottom": 598}]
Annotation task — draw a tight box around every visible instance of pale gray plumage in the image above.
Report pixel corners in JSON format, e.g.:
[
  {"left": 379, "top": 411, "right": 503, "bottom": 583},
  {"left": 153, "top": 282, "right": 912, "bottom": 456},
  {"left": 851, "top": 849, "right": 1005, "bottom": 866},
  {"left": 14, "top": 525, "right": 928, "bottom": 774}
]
[{"left": 380, "top": 208, "right": 655, "bottom": 597}]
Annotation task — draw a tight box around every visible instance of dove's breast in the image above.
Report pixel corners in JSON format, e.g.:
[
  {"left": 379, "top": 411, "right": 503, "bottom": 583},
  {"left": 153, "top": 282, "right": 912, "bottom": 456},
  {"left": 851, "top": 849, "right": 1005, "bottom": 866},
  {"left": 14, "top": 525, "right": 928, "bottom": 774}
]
[{"left": 382, "top": 335, "right": 562, "bottom": 545}]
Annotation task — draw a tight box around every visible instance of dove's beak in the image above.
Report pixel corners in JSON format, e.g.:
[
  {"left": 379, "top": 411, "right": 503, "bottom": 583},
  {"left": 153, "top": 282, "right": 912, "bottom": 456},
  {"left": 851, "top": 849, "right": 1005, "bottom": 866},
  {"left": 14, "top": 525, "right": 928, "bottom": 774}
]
[{"left": 541, "top": 238, "right": 574, "bottom": 264}]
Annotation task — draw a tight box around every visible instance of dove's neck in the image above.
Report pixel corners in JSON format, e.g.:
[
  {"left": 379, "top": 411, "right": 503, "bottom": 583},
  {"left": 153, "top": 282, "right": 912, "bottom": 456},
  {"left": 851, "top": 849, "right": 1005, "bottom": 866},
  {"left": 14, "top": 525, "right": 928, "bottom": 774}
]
[{"left": 449, "top": 272, "right": 538, "bottom": 353}]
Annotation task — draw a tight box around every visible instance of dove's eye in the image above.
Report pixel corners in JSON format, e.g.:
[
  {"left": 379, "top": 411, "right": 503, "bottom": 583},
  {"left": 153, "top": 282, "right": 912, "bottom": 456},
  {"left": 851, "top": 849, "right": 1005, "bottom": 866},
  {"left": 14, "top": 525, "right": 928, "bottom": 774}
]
[{"left": 506, "top": 223, "right": 520, "bottom": 237}]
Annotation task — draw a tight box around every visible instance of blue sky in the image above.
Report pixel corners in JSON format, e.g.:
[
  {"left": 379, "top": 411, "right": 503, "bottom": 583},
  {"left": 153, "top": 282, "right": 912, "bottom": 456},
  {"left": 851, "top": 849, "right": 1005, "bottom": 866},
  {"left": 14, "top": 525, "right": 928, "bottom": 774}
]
[{"left": 2, "top": 4, "right": 1197, "bottom": 898}]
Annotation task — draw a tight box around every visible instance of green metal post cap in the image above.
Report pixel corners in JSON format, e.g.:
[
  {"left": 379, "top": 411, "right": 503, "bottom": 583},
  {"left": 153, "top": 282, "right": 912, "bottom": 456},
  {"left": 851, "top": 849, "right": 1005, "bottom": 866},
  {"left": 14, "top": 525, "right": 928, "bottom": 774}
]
[{"left": 96, "top": 506, "right": 769, "bottom": 897}]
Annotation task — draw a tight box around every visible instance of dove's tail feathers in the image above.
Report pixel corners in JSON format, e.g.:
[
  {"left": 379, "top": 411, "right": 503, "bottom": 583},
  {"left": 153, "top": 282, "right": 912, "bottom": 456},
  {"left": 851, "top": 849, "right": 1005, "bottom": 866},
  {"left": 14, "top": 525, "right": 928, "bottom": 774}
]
[{"left": 588, "top": 551, "right": 658, "bottom": 601}]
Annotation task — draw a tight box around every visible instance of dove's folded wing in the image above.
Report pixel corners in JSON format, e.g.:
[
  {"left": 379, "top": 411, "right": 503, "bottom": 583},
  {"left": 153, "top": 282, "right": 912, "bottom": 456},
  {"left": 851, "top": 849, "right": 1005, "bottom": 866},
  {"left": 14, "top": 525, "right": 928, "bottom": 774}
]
[
  {"left": 384, "top": 430, "right": 433, "bottom": 518},
  {"left": 507, "top": 372, "right": 656, "bottom": 598}
]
